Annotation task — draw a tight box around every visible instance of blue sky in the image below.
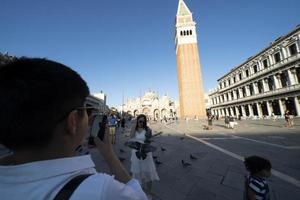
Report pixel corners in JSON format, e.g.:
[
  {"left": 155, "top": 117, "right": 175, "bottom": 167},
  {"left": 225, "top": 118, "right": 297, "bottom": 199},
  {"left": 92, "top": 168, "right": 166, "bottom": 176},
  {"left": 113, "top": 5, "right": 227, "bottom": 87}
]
[{"left": 1, "top": 0, "right": 300, "bottom": 107}]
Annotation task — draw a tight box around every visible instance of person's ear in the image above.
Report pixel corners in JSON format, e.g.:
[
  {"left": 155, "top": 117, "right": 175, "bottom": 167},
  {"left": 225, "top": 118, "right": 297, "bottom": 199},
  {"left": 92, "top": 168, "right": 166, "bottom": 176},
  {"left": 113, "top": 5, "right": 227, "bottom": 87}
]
[{"left": 66, "top": 110, "right": 78, "bottom": 135}]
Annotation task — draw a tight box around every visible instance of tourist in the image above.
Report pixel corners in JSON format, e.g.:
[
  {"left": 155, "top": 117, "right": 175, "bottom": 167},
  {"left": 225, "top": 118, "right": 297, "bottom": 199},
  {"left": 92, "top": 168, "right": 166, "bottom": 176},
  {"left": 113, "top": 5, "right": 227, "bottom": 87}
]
[
  {"left": 244, "top": 155, "right": 271, "bottom": 200},
  {"left": 225, "top": 115, "right": 230, "bottom": 128},
  {"left": 108, "top": 113, "right": 118, "bottom": 144},
  {"left": 0, "top": 58, "right": 147, "bottom": 200},
  {"left": 284, "top": 110, "right": 292, "bottom": 128},
  {"left": 129, "top": 114, "right": 159, "bottom": 199},
  {"left": 229, "top": 115, "right": 235, "bottom": 129}
]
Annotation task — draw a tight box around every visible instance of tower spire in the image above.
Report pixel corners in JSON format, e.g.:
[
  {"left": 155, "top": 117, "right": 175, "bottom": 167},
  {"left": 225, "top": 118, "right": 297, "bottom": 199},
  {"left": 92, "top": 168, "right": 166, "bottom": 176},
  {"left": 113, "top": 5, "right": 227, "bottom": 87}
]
[{"left": 177, "top": 0, "right": 192, "bottom": 16}]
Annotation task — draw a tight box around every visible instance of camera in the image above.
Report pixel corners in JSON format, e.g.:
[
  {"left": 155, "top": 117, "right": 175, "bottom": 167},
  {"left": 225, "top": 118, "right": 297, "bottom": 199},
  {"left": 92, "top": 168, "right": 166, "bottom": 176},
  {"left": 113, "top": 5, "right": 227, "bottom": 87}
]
[{"left": 88, "top": 115, "right": 107, "bottom": 145}]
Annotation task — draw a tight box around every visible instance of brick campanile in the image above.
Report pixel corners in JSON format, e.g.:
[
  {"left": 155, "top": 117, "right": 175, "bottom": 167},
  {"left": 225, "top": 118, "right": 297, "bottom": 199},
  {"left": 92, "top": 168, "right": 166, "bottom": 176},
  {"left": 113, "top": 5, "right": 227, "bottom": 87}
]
[{"left": 175, "top": 0, "right": 206, "bottom": 119}]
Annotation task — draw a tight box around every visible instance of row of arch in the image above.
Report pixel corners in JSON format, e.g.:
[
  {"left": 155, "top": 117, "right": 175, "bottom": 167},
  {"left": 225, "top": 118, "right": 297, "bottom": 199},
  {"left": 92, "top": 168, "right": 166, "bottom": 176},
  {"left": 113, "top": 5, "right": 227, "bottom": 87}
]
[
  {"left": 128, "top": 108, "right": 171, "bottom": 119},
  {"left": 180, "top": 30, "right": 192, "bottom": 36}
]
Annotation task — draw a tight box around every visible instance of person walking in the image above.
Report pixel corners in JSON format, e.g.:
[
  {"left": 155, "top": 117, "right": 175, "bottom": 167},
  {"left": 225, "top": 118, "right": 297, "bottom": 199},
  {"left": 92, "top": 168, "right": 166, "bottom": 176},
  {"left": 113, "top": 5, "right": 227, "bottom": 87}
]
[{"left": 108, "top": 114, "right": 117, "bottom": 144}]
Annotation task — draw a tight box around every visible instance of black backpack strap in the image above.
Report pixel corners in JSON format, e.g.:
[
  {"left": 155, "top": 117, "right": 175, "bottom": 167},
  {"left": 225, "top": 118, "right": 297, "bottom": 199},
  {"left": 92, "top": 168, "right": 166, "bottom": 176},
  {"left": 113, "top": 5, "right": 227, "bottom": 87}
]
[{"left": 53, "top": 174, "right": 92, "bottom": 200}]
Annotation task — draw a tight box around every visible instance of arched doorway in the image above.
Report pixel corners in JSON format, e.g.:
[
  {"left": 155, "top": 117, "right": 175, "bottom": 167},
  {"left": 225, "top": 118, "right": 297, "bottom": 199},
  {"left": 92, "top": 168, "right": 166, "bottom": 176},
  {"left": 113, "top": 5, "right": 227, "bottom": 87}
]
[
  {"left": 153, "top": 109, "right": 159, "bottom": 121},
  {"left": 142, "top": 107, "right": 151, "bottom": 117},
  {"left": 134, "top": 110, "right": 139, "bottom": 117},
  {"left": 161, "top": 109, "right": 167, "bottom": 119}
]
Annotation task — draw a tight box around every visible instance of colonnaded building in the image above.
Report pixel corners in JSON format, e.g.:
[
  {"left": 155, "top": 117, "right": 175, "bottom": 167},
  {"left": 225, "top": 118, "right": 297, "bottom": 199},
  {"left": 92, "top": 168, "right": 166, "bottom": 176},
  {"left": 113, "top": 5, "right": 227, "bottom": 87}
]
[
  {"left": 208, "top": 25, "right": 300, "bottom": 118},
  {"left": 122, "top": 91, "right": 179, "bottom": 120}
]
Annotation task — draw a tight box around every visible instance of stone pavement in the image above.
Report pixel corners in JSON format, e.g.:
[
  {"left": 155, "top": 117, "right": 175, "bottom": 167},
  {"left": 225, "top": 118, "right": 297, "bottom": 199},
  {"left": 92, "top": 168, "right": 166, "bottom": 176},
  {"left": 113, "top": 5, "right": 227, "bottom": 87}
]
[
  {"left": 89, "top": 118, "right": 300, "bottom": 200},
  {"left": 1, "top": 118, "right": 299, "bottom": 199}
]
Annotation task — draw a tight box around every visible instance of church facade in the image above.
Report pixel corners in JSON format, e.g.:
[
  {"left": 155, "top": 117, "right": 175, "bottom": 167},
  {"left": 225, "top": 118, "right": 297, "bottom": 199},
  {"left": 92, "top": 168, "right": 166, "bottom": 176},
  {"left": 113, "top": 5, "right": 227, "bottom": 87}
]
[{"left": 122, "top": 91, "right": 179, "bottom": 120}]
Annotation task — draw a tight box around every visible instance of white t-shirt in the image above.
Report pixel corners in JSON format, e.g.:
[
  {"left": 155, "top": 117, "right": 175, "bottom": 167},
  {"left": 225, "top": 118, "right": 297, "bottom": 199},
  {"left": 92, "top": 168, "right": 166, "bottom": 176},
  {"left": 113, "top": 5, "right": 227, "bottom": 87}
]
[{"left": 0, "top": 155, "right": 147, "bottom": 200}]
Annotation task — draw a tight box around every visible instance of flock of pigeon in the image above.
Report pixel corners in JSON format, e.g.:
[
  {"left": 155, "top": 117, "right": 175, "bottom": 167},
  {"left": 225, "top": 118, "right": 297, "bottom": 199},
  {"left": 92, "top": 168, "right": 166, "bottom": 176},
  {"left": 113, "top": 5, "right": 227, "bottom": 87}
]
[{"left": 118, "top": 132, "right": 198, "bottom": 167}]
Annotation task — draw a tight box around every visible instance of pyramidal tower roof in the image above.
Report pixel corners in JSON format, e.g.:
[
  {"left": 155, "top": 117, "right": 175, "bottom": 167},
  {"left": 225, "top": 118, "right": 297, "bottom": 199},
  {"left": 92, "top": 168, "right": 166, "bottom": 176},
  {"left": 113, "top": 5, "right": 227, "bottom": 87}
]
[{"left": 176, "top": 0, "right": 192, "bottom": 16}]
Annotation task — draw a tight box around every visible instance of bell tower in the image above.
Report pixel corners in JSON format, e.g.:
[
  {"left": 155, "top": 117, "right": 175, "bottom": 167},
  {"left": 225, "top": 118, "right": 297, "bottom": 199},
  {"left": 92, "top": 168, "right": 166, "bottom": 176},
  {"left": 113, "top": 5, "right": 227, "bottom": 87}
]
[{"left": 175, "top": 0, "right": 206, "bottom": 119}]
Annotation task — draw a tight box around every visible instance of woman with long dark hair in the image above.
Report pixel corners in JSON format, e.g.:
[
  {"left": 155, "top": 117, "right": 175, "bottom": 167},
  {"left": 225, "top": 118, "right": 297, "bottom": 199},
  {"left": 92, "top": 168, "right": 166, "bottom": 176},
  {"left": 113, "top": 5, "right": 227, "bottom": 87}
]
[{"left": 130, "top": 114, "right": 159, "bottom": 198}]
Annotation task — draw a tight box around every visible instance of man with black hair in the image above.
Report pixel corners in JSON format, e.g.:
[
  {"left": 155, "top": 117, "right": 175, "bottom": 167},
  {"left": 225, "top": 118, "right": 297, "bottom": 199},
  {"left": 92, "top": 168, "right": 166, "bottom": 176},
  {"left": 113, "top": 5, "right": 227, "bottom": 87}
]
[{"left": 0, "top": 58, "right": 147, "bottom": 200}]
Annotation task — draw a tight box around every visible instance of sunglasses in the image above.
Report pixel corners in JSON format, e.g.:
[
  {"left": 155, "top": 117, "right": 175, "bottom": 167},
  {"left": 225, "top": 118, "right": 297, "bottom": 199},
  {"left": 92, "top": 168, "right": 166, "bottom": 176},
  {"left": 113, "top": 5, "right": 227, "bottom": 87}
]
[
  {"left": 58, "top": 105, "right": 99, "bottom": 122},
  {"left": 138, "top": 120, "right": 145, "bottom": 123},
  {"left": 76, "top": 106, "right": 99, "bottom": 117}
]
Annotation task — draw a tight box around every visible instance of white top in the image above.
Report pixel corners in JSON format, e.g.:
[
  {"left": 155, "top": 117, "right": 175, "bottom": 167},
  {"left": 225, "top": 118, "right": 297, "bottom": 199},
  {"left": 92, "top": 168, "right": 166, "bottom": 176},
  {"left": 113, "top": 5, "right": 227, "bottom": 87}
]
[{"left": 0, "top": 155, "right": 147, "bottom": 200}]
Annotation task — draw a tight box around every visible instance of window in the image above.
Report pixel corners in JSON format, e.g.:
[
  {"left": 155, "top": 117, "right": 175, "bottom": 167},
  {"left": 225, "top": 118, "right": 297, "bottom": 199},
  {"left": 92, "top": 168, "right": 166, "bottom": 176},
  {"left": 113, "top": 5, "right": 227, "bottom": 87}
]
[
  {"left": 228, "top": 79, "right": 231, "bottom": 85},
  {"left": 242, "top": 87, "right": 246, "bottom": 97},
  {"left": 184, "top": 31, "right": 186, "bottom": 36},
  {"left": 268, "top": 76, "right": 275, "bottom": 91},
  {"left": 274, "top": 52, "right": 281, "bottom": 63},
  {"left": 233, "top": 76, "right": 236, "bottom": 83},
  {"left": 249, "top": 84, "right": 254, "bottom": 95},
  {"left": 180, "top": 31, "right": 183, "bottom": 36},
  {"left": 253, "top": 65, "right": 258, "bottom": 73},
  {"left": 263, "top": 59, "right": 268, "bottom": 68},
  {"left": 258, "top": 81, "right": 263, "bottom": 93},
  {"left": 239, "top": 73, "right": 242, "bottom": 80},
  {"left": 296, "top": 68, "right": 300, "bottom": 83},
  {"left": 245, "top": 69, "right": 249, "bottom": 77},
  {"left": 190, "top": 30, "right": 192, "bottom": 35},
  {"left": 280, "top": 71, "right": 289, "bottom": 87},
  {"left": 289, "top": 43, "right": 297, "bottom": 56}
]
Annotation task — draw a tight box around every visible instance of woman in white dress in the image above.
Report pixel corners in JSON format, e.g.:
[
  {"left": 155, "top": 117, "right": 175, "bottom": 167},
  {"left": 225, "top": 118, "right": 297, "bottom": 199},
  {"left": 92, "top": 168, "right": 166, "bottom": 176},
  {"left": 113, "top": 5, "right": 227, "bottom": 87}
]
[{"left": 130, "top": 114, "right": 159, "bottom": 196}]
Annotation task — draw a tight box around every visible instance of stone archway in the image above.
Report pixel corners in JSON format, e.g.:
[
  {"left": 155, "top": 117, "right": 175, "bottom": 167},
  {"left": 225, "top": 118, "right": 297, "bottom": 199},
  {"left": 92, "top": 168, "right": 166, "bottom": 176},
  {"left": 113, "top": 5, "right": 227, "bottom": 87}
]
[
  {"left": 142, "top": 107, "right": 151, "bottom": 117},
  {"left": 153, "top": 109, "right": 159, "bottom": 121},
  {"left": 161, "top": 108, "right": 167, "bottom": 118}
]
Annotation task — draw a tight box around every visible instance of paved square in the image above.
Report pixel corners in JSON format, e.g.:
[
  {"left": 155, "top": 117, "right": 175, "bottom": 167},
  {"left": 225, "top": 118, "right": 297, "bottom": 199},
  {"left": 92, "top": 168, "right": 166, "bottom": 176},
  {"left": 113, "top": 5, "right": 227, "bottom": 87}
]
[{"left": 90, "top": 118, "right": 300, "bottom": 200}]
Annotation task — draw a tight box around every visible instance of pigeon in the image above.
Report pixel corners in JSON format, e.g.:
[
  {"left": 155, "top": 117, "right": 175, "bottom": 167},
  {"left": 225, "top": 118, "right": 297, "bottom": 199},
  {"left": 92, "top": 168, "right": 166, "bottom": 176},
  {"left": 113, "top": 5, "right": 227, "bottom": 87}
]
[
  {"left": 161, "top": 147, "right": 166, "bottom": 151},
  {"left": 181, "top": 160, "right": 191, "bottom": 167},
  {"left": 119, "top": 149, "right": 125, "bottom": 153},
  {"left": 155, "top": 160, "right": 163, "bottom": 165},
  {"left": 180, "top": 137, "right": 185, "bottom": 140},
  {"left": 190, "top": 154, "right": 197, "bottom": 160},
  {"left": 118, "top": 157, "right": 126, "bottom": 162}
]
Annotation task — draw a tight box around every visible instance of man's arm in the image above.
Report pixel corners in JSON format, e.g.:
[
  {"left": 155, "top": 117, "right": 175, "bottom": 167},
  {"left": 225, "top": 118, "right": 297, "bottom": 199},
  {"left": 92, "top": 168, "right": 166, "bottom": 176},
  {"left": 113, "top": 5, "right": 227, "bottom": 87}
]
[{"left": 94, "top": 127, "right": 131, "bottom": 184}]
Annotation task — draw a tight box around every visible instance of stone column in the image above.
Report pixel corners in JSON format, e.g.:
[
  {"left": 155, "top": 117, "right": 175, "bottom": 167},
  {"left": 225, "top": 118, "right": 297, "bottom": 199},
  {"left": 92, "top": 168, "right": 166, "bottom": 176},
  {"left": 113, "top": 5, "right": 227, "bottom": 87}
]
[
  {"left": 266, "top": 101, "right": 272, "bottom": 116},
  {"left": 230, "top": 107, "right": 234, "bottom": 116},
  {"left": 287, "top": 68, "right": 296, "bottom": 85},
  {"left": 233, "top": 90, "right": 237, "bottom": 100},
  {"left": 225, "top": 108, "right": 229, "bottom": 116},
  {"left": 294, "top": 97, "right": 300, "bottom": 116},
  {"left": 228, "top": 92, "right": 232, "bottom": 101},
  {"left": 253, "top": 82, "right": 259, "bottom": 95},
  {"left": 274, "top": 74, "right": 281, "bottom": 89},
  {"left": 224, "top": 94, "right": 227, "bottom": 102},
  {"left": 292, "top": 68, "right": 299, "bottom": 84},
  {"left": 241, "top": 105, "right": 246, "bottom": 116},
  {"left": 263, "top": 78, "right": 269, "bottom": 92},
  {"left": 268, "top": 55, "right": 274, "bottom": 66},
  {"left": 235, "top": 106, "right": 240, "bottom": 116},
  {"left": 257, "top": 102, "right": 263, "bottom": 118},
  {"left": 281, "top": 47, "right": 288, "bottom": 59},
  {"left": 278, "top": 99, "right": 285, "bottom": 116},
  {"left": 248, "top": 104, "right": 254, "bottom": 117},
  {"left": 245, "top": 85, "right": 250, "bottom": 97},
  {"left": 239, "top": 88, "right": 244, "bottom": 98},
  {"left": 258, "top": 60, "right": 263, "bottom": 71}
]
